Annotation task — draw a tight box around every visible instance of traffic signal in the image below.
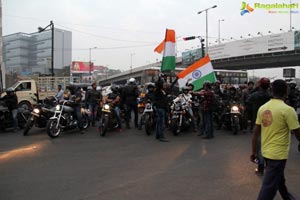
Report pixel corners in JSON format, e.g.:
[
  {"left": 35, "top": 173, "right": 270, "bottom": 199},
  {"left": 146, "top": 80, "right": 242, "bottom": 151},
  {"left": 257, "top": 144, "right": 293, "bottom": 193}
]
[
  {"left": 183, "top": 36, "right": 196, "bottom": 41},
  {"left": 201, "top": 38, "right": 205, "bottom": 57}
]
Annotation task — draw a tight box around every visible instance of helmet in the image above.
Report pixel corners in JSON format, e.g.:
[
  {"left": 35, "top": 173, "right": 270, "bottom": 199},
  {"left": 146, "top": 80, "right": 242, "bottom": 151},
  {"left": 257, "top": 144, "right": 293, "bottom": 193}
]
[
  {"left": 6, "top": 87, "right": 15, "bottom": 94},
  {"left": 259, "top": 77, "right": 270, "bottom": 89},
  {"left": 111, "top": 85, "right": 119, "bottom": 93},
  {"left": 129, "top": 78, "right": 136, "bottom": 83},
  {"left": 96, "top": 86, "right": 102, "bottom": 91},
  {"left": 147, "top": 82, "right": 155, "bottom": 90}
]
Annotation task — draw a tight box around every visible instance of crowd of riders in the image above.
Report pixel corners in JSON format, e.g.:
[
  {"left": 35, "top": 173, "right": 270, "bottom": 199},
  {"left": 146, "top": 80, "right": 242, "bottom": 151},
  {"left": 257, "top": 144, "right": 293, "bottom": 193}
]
[{"left": 1, "top": 74, "right": 300, "bottom": 141}]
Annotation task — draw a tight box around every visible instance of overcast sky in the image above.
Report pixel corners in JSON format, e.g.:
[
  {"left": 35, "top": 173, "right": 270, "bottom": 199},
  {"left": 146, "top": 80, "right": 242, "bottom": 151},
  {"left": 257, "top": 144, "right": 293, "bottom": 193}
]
[{"left": 3, "top": 0, "right": 300, "bottom": 78}]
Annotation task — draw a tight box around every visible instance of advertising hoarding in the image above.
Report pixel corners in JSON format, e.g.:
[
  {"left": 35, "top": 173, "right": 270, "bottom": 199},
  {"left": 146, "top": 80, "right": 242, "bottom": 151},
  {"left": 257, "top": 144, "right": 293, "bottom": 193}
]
[
  {"left": 208, "top": 31, "right": 295, "bottom": 60},
  {"left": 71, "top": 61, "right": 94, "bottom": 73}
]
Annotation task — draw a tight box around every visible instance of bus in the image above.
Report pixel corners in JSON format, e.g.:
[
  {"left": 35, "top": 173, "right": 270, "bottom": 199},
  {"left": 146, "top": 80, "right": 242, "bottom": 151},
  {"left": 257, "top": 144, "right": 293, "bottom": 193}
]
[{"left": 140, "top": 68, "right": 248, "bottom": 85}]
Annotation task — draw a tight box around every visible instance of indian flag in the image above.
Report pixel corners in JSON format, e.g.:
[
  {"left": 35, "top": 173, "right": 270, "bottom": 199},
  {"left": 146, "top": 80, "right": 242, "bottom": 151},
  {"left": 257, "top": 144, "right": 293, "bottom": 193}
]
[
  {"left": 160, "top": 29, "right": 176, "bottom": 71},
  {"left": 177, "top": 55, "right": 216, "bottom": 91}
]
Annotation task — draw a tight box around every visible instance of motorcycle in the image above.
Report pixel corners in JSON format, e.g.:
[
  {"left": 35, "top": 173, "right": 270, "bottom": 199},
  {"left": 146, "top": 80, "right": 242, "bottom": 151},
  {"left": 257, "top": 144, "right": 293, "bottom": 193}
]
[
  {"left": 23, "top": 96, "right": 57, "bottom": 136},
  {"left": 137, "top": 97, "right": 145, "bottom": 113},
  {"left": 0, "top": 100, "right": 30, "bottom": 131},
  {"left": 169, "top": 101, "right": 192, "bottom": 136},
  {"left": 138, "top": 100, "right": 155, "bottom": 135},
  {"left": 98, "top": 103, "right": 120, "bottom": 136},
  {"left": 220, "top": 100, "right": 243, "bottom": 135},
  {"left": 46, "top": 98, "right": 89, "bottom": 138}
]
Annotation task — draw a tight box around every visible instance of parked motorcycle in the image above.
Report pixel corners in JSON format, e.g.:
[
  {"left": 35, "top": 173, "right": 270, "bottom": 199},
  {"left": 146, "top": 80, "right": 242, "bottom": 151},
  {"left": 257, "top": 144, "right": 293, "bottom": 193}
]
[
  {"left": 0, "top": 100, "right": 30, "bottom": 131},
  {"left": 23, "top": 96, "right": 57, "bottom": 136},
  {"left": 169, "top": 101, "right": 192, "bottom": 136},
  {"left": 138, "top": 100, "right": 155, "bottom": 135},
  {"left": 98, "top": 103, "right": 120, "bottom": 136},
  {"left": 46, "top": 98, "right": 89, "bottom": 138}
]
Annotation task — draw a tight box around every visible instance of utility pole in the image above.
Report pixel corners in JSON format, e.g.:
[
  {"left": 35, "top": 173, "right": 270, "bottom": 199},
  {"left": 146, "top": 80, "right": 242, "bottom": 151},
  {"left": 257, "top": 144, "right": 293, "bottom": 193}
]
[{"left": 0, "top": 0, "right": 5, "bottom": 91}]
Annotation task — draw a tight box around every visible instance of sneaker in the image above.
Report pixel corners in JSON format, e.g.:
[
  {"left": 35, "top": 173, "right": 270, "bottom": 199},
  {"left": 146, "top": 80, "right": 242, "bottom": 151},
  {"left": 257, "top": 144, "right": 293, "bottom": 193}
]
[{"left": 158, "top": 137, "right": 169, "bottom": 142}]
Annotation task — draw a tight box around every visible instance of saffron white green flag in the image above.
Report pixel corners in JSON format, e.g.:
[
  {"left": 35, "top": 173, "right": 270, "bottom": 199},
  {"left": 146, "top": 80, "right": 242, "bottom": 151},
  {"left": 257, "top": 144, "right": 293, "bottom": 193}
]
[
  {"left": 177, "top": 55, "right": 216, "bottom": 91},
  {"left": 159, "top": 29, "right": 176, "bottom": 71}
]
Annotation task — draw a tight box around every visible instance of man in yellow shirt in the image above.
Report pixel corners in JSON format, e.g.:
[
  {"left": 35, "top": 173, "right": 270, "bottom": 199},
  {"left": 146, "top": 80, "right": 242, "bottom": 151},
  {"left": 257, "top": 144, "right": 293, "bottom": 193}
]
[{"left": 251, "top": 79, "right": 300, "bottom": 200}]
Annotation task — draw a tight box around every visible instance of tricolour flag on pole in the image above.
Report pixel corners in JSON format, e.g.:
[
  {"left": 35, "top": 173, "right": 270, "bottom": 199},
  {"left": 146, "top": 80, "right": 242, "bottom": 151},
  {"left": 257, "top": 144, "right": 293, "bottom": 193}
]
[
  {"left": 177, "top": 55, "right": 216, "bottom": 91},
  {"left": 160, "top": 29, "right": 176, "bottom": 71},
  {"left": 154, "top": 40, "right": 165, "bottom": 54}
]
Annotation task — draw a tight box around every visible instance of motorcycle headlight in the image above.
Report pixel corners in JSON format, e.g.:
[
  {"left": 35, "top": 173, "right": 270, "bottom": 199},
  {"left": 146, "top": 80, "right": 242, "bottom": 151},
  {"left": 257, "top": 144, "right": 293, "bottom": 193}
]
[
  {"left": 232, "top": 106, "right": 239, "bottom": 112},
  {"left": 175, "top": 105, "right": 181, "bottom": 111},
  {"left": 56, "top": 105, "right": 61, "bottom": 111},
  {"left": 104, "top": 104, "right": 110, "bottom": 110},
  {"left": 146, "top": 103, "right": 151, "bottom": 109},
  {"left": 33, "top": 108, "right": 40, "bottom": 114}
]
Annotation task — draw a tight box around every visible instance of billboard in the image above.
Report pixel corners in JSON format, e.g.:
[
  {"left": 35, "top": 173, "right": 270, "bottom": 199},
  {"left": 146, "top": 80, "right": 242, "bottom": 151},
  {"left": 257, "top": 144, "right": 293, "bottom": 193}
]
[
  {"left": 208, "top": 31, "right": 295, "bottom": 60},
  {"left": 71, "top": 61, "right": 94, "bottom": 73},
  {"left": 283, "top": 68, "right": 295, "bottom": 78}
]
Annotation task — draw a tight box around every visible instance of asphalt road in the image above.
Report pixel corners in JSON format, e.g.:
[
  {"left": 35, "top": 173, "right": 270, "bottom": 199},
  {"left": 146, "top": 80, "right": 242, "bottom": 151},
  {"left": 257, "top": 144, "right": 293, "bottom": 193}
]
[{"left": 0, "top": 125, "right": 299, "bottom": 200}]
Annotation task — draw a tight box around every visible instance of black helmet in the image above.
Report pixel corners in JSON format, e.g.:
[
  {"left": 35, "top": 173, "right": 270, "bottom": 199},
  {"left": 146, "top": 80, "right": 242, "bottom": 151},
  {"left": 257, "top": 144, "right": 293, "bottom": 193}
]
[
  {"left": 6, "top": 87, "right": 15, "bottom": 94},
  {"left": 111, "top": 85, "right": 119, "bottom": 93}
]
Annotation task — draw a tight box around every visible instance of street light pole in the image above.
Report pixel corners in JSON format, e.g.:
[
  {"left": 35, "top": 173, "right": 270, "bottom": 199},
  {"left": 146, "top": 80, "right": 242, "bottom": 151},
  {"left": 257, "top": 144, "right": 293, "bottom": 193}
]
[
  {"left": 89, "top": 47, "right": 97, "bottom": 81},
  {"left": 197, "top": 5, "right": 217, "bottom": 55},
  {"left": 218, "top": 19, "right": 224, "bottom": 44}
]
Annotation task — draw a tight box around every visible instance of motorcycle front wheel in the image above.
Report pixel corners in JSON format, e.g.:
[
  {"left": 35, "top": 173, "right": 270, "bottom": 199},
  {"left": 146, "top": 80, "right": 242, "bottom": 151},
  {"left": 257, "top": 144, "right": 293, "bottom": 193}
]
[
  {"left": 46, "top": 119, "right": 61, "bottom": 138},
  {"left": 171, "top": 118, "right": 180, "bottom": 136},
  {"left": 82, "top": 114, "right": 89, "bottom": 129},
  {"left": 99, "top": 116, "right": 109, "bottom": 137},
  {"left": 23, "top": 116, "right": 35, "bottom": 136},
  {"left": 144, "top": 114, "right": 152, "bottom": 135}
]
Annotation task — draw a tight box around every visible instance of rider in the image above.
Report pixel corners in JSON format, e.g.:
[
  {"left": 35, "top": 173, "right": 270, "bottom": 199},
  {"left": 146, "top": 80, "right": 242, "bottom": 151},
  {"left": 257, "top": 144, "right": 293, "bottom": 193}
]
[
  {"left": 145, "top": 82, "right": 156, "bottom": 102},
  {"left": 105, "top": 85, "right": 122, "bottom": 132},
  {"left": 85, "top": 82, "right": 102, "bottom": 127},
  {"left": 287, "top": 80, "right": 299, "bottom": 110},
  {"left": 65, "top": 85, "right": 85, "bottom": 134},
  {"left": 173, "top": 86, "right": 197, "bottom": 132},
  {"left": 55, "top": 85, "right": 64, "bottom": 101},
  {"left": 0, "top": 88, "right": 19, "bottom": 132}
]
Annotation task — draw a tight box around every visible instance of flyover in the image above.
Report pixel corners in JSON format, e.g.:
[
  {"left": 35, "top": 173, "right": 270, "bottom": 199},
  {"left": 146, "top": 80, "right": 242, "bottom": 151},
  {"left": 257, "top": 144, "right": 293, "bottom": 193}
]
[
  {"left": 98, "top": 31, "right": 300, "bottom": 86},
  {"left": 98, "top": 49, "right": 300, "bottom": 86}
]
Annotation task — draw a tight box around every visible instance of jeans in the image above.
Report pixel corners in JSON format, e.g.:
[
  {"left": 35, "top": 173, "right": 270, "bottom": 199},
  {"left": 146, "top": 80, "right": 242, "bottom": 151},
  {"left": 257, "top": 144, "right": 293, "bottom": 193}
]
[
  {"left": 11, "top": 108, "right": 18, "bottom": 130},
  {"left": 203, "top": 110, "right": 214, "bottom": 138},
  {"left": 257, "top": 158, "right": 296, "bottom": 200},
  {"left": 88, "top": 103, "right": 99, "bottom": 124},
  {"left": 114, "top": 106, "right": 122, "bottom": 129},
  {"left": 126, "top": 103, "right": 138, "bottom": 127},
  {"left": 155, "top": 108, "right": 165, "bottom": 139},
  {"left": 257, "top": 137, "right": 265, "bottom": 173},
  {"left": 75, "top": 106, "right": 83, "bottom": 129}
]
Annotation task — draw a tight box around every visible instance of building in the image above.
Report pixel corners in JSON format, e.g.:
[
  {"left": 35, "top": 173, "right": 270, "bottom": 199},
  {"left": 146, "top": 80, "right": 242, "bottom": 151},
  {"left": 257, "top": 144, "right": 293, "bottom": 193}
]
[{"left": 3, "top": 28, "right": 72, "bottom": 85}]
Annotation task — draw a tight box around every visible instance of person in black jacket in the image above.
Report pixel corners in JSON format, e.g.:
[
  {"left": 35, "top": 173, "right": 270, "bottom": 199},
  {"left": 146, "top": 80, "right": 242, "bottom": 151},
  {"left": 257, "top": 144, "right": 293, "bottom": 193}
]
[
  {"left": 85, "top": 82, "right": 102, "bottom": 126},
  {"left": 153, "top": 78, "right": 169, "bottom": 142},
  {"left": 122, "top": 78, "right": 139, "bottom": 129},
  {"left": 248, "top": 77, "right": 271, "bottom": 176},
  {"left": 1, "top": 88, "right": 19, "bottom": 132}
]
